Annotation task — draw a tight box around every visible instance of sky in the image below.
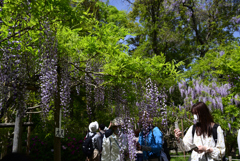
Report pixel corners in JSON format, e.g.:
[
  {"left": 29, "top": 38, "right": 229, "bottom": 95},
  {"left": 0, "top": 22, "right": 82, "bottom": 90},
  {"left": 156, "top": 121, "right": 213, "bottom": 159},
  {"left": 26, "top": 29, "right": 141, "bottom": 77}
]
[{"left": 101, "top": 0, "right": 133, "bottom": 12}]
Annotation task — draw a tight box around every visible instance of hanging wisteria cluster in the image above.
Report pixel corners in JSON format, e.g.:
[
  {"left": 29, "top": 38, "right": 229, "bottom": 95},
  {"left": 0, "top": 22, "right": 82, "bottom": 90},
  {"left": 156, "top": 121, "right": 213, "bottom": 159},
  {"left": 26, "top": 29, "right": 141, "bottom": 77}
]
[
  {"left": 231, "top": 94, "right": 240, "bottom": 106},
  {"left": 0, "top": 39, "right": 24, "bottom": 113},
  {"left": 93, "top": 64, "right": 105, "bottom": 106},
  {"left": 177, "top": 79, "right": 237, "bottom": 112},
  {"left": 126, "top": 122, "right": 137, "bottom": 161},
  {"left": 102, "top": 85, "right": 137, "bottom": 161},
  {"left": 121, "top": 104, "right": 137, "bottom": 161},
  {"left": 110, "top": 79, "right": 169, "bottom": 161},
  {"left": 85, "top": 62, "right": 92, "bottom": 118},
  {"left": 0, "top": 0, "right": 32, "bottom": 116},
  {"left": 94, "top": 77, "right": 105, "bottom": 105},
  {"left": 39, "top": 21, "right": 58, "bottom": 114},
  {"left": 137, "top": 78, "right": 168, "bottom": 127},
  {"left": 114, "top": 87, "right": 123, "bottom": 116},
  {"left": 84, "top": 60, "right": 106, "bottom": 121},
  {"left": 60, "top": 63, "right": 71, "bottom": 117}
]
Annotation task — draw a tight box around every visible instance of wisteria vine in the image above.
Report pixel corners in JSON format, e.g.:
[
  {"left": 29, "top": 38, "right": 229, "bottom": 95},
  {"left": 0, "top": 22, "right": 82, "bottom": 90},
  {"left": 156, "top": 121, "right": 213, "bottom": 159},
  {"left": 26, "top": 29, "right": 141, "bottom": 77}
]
[
  {"left": 39, "top": 21, "right": 58, "bottom": 115},
  {"left": 177, "top": 79, "right": 234, "bottom": 111}
]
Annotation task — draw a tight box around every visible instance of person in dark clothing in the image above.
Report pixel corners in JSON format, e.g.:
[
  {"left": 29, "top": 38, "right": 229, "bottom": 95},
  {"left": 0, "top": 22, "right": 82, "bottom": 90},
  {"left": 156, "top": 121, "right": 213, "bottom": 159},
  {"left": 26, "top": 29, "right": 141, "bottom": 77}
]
[
  {"left": 99, "top": 122, "right": 113, "bottom": 139},
  {"left": 136, "top": 111, "right": 164, "bottom": 161},
  {"left": 134, "top": 129, "right": 143, "bottom": 161},
  {"left": 99, "top": 123, "right": 113, "bottom": 138},
  {"left": 99, "top": 124, "right": 105, "bottom": 132}
]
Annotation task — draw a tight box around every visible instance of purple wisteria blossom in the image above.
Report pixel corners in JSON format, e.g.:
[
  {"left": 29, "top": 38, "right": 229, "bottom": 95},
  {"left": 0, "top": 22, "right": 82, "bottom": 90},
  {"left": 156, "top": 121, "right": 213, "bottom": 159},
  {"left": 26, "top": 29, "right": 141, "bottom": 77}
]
[
  {"left": 228, "top": 123, "right": 231, "bottom": 131},
  {"left": 177, "top": 79, "right": 231, "bottom": 112},
  {"left": 234, "top": 94, "right": 240, "bottom": 106},
  {"left": 85, "top": 62, "right": 92, "bottom": 118},
  {"left": 0, "top": 8, "right": 31, "bottom": 116},
  {"left": 60, "top": 63, "right": 71, "bottom": 116},
  {"left": 219, "top": 51, "right": 225, "bottom": 56},
  {"left": 232, "top": 17, "right": 240, "bottom": 24},
  {"left": 39, "top": 22, "right": 58, "bottom": 115}
]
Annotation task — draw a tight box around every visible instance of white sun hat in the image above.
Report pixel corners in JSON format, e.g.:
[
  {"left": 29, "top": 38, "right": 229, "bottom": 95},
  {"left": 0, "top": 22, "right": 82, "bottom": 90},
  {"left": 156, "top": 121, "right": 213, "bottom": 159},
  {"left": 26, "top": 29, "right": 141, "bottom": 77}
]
[{"left": 89, "top": 121, "right": 99, "bottom": 132}]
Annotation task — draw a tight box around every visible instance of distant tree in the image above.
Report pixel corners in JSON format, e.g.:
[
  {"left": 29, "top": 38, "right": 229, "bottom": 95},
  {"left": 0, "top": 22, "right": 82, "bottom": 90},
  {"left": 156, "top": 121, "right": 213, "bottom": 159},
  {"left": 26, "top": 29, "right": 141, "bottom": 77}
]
[{"left": 126, "top": 0, "right": 240, "bottom": 67}]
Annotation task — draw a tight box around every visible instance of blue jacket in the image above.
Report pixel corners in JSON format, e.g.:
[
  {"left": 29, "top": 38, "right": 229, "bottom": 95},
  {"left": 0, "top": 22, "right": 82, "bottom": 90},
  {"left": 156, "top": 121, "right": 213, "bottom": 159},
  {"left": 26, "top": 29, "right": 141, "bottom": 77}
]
[{"left": 138, "top": 127, "right": 163, "bottom": 160}]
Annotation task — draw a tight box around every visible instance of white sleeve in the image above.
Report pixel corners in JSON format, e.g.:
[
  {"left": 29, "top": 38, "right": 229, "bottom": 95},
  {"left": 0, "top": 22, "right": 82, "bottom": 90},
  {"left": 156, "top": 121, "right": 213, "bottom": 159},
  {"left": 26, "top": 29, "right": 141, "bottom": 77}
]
[
  {"left": 237, "top": 129, "right": 240, "bottom": 155},
  {"left": 209, "top": 126, "right": 226, "bottom": 160},
  {"left": 176, "top": 125, "right": 196, "bottom": 152}
]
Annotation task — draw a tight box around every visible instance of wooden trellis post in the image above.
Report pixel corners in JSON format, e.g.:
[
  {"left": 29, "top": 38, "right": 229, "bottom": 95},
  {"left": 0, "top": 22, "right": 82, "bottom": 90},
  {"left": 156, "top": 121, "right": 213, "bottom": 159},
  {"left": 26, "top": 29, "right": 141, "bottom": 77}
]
[
  {"left": 0, "top": 105, "right": 40, "bottom": 155},
  {"left": 12, "top": 109, "right": 23, "bottom": 153}
]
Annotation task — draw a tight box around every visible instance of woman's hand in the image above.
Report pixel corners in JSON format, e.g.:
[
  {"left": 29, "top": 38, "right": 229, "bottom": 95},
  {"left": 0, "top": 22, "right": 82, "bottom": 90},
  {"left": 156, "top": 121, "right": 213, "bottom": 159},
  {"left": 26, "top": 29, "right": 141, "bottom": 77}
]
[
  {"left": 197, "top": 145, "right": 213, "bottom": 153},
  {"left": 174, "top": 129, "right": 182, "bottom": 141},
  {"left": 197, "top": 145, "right": 207, "bottom": 153},
  {"left": 136, "top": 142, "right": 141, "bottom": 150}
]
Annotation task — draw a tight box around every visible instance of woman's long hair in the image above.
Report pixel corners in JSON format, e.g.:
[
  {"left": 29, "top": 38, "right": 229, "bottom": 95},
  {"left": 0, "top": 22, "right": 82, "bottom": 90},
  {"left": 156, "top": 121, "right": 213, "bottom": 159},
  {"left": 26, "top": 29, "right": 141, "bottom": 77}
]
[{"left": 191, "top": 102, "right": 214, "bottom": 137}]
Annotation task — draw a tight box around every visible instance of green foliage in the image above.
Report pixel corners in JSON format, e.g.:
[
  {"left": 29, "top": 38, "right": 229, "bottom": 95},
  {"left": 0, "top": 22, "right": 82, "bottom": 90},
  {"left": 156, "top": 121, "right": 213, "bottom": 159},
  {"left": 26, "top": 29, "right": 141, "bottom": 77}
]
[
  {"left": 184, "top": 43, "right": 240, "bottom": 92},
  {"left": 5, "top": 0, "right": 240, "bottom": 159},
  {"left": 127, "top": 0, "right": 240, "bottom": 69}
]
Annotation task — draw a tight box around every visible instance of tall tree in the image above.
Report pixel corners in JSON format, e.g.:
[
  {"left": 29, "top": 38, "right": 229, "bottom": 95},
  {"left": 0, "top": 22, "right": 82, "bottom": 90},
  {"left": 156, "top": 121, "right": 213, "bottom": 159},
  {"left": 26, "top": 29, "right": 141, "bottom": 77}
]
[{"left": 127, "top": 0, "right": 240, "bottom": 67}]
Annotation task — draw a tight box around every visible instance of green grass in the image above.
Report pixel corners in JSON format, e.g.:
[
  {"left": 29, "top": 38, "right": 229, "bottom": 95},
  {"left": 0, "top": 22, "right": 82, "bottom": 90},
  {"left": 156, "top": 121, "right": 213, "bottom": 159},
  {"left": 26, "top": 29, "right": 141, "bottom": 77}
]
[{"left": 170, "top": 157, "right": 188, "bottom": 161}]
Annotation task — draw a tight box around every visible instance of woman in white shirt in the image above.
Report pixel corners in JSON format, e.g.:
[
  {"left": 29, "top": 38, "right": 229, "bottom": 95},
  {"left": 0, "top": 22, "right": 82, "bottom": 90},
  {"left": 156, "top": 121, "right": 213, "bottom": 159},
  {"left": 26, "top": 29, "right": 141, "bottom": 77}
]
[{"left": 174, "top": 102, "right": 225, "bottom": 161}]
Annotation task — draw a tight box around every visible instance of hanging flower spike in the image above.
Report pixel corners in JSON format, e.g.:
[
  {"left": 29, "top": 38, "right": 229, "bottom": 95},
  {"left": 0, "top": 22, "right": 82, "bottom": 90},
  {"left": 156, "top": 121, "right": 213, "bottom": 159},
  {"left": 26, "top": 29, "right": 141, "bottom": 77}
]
[{"left": 228, "top": 123, "right": 231, "bottom": 131}]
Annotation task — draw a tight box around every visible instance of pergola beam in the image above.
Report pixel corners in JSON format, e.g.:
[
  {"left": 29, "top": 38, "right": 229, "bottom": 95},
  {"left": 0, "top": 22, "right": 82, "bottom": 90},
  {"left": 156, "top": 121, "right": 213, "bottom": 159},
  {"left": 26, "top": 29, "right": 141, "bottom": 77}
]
[
  {"left": 0, "top": 122, "right": 34, "bottom": 128},
  {"left": 27, "top": 105, "right": 41, "bottom": 110}
]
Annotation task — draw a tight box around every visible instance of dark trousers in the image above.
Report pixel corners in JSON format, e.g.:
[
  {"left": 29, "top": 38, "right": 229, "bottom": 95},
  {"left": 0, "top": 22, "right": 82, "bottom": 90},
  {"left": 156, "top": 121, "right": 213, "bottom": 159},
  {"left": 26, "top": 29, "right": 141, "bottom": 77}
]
[{"left": 135, "top": 153, "right": 143, "bottom": 161}]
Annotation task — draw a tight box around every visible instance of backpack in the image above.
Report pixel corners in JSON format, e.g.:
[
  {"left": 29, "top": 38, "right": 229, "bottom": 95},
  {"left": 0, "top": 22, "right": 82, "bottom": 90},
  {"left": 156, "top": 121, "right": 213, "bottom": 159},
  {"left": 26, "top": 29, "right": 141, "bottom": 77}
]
[
  {"left": 82, "top": 132, "right": 96, "bottom": 157},
  {"left": 192, "top": 124, "right": 226, "bottom": 161},
  {"left": 98, "top": 132, "right": 104, "bottom": 152}
]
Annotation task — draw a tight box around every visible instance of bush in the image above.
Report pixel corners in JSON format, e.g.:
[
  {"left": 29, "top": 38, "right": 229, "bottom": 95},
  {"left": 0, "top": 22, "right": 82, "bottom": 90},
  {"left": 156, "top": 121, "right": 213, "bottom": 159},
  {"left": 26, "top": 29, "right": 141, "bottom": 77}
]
[{"left": 22, "top": 134, "right": 85, "bottom": 161}]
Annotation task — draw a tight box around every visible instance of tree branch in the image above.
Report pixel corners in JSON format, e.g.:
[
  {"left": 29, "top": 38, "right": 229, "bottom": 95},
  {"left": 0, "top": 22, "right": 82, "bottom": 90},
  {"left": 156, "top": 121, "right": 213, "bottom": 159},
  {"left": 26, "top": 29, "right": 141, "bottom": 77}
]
[
  {"left": 0, "top": 25, "right": 37, "bottom": 44},
  {"left": 26, "top": 111, "right": 42, "bottom": 114},
  {"left": 183, "top": 2, "right": 205, "bottom": 46},
  {"left": 27, "top": 105, "right": 41, "bottom": 110}
]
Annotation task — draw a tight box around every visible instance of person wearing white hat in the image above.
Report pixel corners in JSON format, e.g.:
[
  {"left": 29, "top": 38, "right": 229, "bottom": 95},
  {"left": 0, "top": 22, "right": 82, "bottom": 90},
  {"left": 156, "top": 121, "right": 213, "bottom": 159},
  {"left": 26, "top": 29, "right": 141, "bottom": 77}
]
[
  {"left": 101, "top": 117, "right": 129, "bottom": 161},
  {"left": 89, "top": 121, "right": 99, "bottom": 132},
  {"left": 84, "top": 121, "right": 102, "bottom": 161}
]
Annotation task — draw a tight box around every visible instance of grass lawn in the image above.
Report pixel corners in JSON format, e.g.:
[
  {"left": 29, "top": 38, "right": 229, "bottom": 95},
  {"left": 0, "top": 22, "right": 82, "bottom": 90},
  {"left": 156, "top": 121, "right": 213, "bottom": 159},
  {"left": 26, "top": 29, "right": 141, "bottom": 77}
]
[{"left": 170, "top": 157, "right": 189, "bottom": 161}]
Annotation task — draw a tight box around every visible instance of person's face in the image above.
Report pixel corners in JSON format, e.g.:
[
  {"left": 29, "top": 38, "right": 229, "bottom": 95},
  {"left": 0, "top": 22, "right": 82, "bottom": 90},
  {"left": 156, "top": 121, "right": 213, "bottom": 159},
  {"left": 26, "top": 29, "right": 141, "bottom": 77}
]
[
  {"left": 192, "top": 110, "right": 199, "bottom": 122},
  {"left": 112, "top": 126, "right": 120, "bottom": 135}
]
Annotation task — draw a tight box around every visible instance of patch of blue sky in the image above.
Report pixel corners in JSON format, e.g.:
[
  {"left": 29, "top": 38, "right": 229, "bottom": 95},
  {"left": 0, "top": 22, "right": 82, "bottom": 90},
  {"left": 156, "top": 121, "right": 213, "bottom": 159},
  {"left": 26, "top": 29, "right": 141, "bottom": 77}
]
[
  {"left": 101, "top": 0, "right": 133, "bottom": 12},
  {"left": 234, "top": 31, "right": 240, "bottom": 37}
]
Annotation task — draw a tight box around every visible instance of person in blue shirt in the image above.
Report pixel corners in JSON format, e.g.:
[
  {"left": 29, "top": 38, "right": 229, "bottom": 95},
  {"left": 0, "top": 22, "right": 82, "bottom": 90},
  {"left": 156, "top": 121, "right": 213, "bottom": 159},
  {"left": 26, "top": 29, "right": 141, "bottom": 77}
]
[{"left": 136, "top": 112, "right": 163, "bottom": 161}]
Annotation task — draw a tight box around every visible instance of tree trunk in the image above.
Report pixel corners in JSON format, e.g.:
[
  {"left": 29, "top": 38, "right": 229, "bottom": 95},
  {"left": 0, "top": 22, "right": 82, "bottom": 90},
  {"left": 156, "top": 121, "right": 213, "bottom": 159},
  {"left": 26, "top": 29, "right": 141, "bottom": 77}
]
[
  {"left": 54, "top": 65, "right": 61, "bottom": 161},
  {"left": 12, "top": 109, "right": 23, "bottom": 153}
]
